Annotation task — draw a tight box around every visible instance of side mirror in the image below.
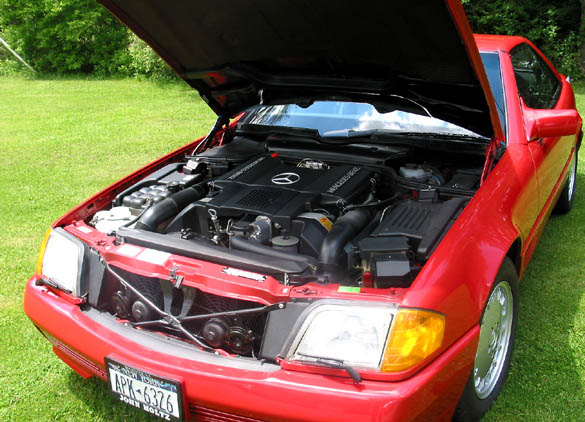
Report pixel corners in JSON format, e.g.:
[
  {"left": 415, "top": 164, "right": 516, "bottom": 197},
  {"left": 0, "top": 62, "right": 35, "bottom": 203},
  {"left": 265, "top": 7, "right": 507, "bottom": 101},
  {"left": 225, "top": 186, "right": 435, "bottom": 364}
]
[{"left": 521, "top": 99, "right": 582, "bottom": 142}]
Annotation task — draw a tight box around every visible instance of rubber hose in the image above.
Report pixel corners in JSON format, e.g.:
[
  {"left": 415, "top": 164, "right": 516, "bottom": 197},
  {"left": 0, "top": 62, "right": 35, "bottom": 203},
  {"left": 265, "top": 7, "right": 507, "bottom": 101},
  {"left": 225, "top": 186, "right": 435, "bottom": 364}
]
[
  {"left": 318, "top": 208, "right": 372, "bottom": 280},
  {"left": 135, "top": 183, "right": 208, "bottom": 232}
]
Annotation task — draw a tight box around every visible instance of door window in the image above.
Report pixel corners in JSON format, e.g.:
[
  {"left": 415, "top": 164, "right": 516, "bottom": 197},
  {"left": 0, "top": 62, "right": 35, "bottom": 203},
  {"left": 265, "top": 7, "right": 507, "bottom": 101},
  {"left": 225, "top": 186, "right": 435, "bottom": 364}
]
[{"left": 510, "top": 43, "right": 560, "bottom": 109}]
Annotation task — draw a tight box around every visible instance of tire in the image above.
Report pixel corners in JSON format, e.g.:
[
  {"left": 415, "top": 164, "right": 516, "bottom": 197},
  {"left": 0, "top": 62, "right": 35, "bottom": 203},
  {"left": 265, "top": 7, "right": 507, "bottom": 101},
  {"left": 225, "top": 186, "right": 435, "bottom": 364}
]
[
  {"left": 453, "top": 258, "right": 519, "bottom": 422},
  {"left": 554, "top": 151, "right": 577, "bottom": 214}
]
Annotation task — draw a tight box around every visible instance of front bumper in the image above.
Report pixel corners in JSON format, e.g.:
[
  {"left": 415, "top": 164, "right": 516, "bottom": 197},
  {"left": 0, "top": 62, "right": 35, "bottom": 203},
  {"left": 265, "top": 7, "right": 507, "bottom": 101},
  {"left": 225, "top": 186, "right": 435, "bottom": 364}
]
[{"left": 24, "top": 278, "right": 478, "bottom": 422}]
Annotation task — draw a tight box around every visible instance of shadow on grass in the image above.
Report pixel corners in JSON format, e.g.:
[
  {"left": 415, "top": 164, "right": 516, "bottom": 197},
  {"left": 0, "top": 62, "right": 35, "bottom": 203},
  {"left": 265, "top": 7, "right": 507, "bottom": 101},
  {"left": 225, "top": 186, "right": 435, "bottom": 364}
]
[{"left": 485, "top": 172, "right": 585, "bottom": 421}]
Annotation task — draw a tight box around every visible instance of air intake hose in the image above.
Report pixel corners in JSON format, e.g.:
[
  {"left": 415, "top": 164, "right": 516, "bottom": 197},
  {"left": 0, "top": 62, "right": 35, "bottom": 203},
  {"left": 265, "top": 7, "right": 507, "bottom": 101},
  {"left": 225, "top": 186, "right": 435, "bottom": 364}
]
[
  {"left": 318, "top": 208, "right": 372, "bottom": 281},
  {"left": 135, "top": 183, "right": 208, "bottom": 232}
]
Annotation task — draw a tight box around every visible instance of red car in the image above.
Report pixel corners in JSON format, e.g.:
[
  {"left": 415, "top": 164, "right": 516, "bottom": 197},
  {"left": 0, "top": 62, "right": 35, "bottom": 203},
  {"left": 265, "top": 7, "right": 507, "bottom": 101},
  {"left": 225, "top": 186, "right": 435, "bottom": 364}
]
[{"left": 25, "top": 1, "right": 582, "bottom": 421}]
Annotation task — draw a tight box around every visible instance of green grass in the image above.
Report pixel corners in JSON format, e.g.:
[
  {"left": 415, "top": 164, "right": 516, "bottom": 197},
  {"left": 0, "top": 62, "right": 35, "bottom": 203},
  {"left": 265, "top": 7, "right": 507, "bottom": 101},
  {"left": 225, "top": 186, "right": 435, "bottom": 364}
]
[
  {"left": 0, "top": 76, "right": 584, "bottom": 421},
  {"left": 0, "top": 76, "right": 215, "bottom": 421}
]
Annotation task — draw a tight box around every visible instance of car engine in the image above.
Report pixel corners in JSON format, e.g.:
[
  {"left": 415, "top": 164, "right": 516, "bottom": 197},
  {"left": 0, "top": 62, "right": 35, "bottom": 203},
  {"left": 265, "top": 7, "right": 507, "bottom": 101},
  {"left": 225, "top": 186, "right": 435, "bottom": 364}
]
[
  {"left": 91, "top": 136, "right": 481, "bottom": 289},
  {"left": 86, "top": 134, "right": 485, "bottom": 357}
]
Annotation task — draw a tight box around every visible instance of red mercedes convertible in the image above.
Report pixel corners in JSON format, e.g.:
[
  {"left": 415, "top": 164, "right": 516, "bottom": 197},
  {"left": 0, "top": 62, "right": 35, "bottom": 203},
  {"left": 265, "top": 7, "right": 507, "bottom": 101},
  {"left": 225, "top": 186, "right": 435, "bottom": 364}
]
[{"left": 24, "top": 1, "right": 582, "bottom": 421}]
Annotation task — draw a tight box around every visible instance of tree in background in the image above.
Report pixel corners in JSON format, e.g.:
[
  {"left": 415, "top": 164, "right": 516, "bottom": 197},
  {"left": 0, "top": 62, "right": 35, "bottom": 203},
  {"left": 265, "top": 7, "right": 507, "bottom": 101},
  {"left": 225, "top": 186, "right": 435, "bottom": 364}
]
[
  {"left": 463, "top": 0, "right": 584, "bottom": 79},
  {"left": 0, "top": 0, "right": 129, "bottom": 74},
  {"left": 122, "top": 33, "right": 175, "bottom": 79},
  {"left": 581, "top": 0, "right": 585, "bottom": 75},
  {"left": 0, "top": 0, "right": 583, "bottom": 79}
]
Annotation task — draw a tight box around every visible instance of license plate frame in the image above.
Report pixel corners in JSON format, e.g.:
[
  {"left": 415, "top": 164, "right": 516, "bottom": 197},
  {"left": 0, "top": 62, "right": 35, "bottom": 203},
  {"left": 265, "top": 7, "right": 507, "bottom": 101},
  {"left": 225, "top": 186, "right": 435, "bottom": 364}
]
[{"left": 105, "top": 357, "right": 184, "bottom": 422}]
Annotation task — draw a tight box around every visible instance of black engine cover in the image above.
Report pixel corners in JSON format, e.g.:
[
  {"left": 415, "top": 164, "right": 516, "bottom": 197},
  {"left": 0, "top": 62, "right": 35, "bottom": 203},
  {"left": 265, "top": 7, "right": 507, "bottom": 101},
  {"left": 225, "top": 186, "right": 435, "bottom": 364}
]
[
  {"left": 166, "top": 155, "right": 373, "bottom": 234},
  {"left": 214, "top": 155, "right": 371, "bottom": 203},
  {"left": 207, "top": 155, "right": 372, "bottom": 221}
]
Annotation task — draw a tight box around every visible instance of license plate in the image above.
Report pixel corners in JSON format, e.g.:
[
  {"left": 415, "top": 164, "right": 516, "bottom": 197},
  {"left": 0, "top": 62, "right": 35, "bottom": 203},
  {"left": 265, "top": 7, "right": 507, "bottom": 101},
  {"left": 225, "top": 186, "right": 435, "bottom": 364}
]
[{"left": 105, "top": 358, "right": 183, "bottom": 421}]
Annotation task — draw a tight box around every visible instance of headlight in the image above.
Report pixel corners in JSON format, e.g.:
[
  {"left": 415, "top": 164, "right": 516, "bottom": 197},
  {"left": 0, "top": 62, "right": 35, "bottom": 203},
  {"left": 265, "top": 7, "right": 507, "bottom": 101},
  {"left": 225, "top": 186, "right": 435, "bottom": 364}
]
[
  {"left": 288, "top": 303, "right": 395, "bottom": 369},
  {"left": 287, "top": 302, "right": 444, "bottom": 373},
  {"left": 36, "top": 228, "right": 86, "bottom": 297}
]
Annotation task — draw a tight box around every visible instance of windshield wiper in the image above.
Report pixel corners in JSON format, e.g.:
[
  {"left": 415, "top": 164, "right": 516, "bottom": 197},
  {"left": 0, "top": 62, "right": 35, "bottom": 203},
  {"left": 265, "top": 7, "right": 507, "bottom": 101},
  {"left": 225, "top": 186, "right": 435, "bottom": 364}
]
[
  {"left": 236, "top": 123, "right": 324, "bottom": 143},
  {"left": 238, "top": 124, "right": 488, "bottom": 146},
  {"left": 296, "top": 353, "right": 362, "bottom": 383},
  {"left": 236, "top": 123, "right": 378, "bottom": 146},
  {"left": 326, "top": 128, "right": 489, "bottom": 142},
  {"left": 237, "top": 123, "right": 410, "bottom": 147}
]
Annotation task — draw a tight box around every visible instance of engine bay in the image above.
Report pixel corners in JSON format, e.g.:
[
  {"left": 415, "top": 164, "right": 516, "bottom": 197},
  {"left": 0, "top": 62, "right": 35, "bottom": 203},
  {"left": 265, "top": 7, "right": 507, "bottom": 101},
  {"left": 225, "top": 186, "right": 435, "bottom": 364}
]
[
  {"left": 81, "top": 128, "right": 490, "bottom": 358},
  {"left": 91, "top": 134, "right": 483, "bottom": 290}
]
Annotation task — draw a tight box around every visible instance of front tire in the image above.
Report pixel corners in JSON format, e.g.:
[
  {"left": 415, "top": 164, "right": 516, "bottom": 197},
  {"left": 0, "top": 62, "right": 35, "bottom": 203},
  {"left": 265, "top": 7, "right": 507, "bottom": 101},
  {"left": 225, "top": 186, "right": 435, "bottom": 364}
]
[
  {"left": 453, "top": 258, "right": 519, "bottom": 422},
  {"left": 554, "top": 151, "right": 577, "bottom": 214}
]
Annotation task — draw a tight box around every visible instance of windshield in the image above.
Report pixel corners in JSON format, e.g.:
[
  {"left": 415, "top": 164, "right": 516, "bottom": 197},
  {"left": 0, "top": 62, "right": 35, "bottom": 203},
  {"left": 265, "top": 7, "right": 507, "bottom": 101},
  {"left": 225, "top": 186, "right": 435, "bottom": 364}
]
[{"left": 242, "top": 52, "right": 505, "bottom": 139}]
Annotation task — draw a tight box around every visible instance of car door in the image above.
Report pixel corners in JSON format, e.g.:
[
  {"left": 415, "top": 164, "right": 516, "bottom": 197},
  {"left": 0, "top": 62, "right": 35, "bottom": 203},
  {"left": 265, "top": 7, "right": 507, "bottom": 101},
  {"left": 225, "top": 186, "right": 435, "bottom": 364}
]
[{"left": 511, "top": 43, "right": 572, "bottom": 214}]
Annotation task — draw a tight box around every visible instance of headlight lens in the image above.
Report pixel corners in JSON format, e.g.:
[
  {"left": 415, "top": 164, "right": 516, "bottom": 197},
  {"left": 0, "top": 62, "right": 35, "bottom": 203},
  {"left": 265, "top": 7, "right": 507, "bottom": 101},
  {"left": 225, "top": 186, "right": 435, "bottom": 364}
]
[
  {"left": 289, "top": 304, "right": 395, "bottom": 369},
  {"left": 37, "top": 228, "right": 85, "bottom": 297},
  {"left": 288, "top": 303, "right": 445, "bottom": 373}
]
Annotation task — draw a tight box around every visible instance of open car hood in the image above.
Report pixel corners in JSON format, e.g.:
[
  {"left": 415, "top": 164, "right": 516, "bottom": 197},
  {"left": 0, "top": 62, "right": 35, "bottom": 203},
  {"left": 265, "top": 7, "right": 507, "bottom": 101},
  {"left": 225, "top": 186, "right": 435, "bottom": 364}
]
[{"left": 99, "top": 0, "right": 503, "bottom": 140}]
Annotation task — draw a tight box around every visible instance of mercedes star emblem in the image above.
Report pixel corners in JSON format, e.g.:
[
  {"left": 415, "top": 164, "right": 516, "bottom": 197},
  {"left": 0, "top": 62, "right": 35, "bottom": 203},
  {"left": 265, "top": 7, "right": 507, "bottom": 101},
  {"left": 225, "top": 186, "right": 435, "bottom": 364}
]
[{"left": 271, "top": 172, "right": 301, "bottom": 185}]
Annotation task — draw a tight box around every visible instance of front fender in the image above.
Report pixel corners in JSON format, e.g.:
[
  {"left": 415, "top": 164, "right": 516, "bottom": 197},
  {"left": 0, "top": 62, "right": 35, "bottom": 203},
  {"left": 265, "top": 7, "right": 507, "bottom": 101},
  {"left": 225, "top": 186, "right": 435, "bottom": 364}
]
[{"left": 403, "top": 145, "right": 535, "bottom": 351}]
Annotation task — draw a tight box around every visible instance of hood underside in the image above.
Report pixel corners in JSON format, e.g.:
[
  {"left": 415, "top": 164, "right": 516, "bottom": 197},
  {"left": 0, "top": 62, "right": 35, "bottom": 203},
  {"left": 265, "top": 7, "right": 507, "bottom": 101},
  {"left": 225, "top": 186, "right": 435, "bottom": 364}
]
[{"left": 99, "top": 0, "right": 502, "bottom": 139}]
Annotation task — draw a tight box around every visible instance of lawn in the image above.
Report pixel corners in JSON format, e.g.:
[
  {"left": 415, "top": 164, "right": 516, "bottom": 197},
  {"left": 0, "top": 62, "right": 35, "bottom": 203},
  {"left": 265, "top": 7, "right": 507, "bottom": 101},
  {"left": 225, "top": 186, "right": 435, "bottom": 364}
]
[{"left": 0, "top": 76, "right": 584, "bottom": 421}]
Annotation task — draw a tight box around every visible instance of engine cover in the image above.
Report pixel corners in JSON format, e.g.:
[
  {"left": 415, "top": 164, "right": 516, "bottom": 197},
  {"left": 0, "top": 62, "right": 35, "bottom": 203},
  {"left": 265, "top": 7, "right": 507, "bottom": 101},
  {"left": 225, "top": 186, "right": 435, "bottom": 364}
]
[
  {"left": 166, "top": 154, "right": 373, "bottom": 236},
  {"left": 208, "top": 154, "right": 373, "bottom": 215}
]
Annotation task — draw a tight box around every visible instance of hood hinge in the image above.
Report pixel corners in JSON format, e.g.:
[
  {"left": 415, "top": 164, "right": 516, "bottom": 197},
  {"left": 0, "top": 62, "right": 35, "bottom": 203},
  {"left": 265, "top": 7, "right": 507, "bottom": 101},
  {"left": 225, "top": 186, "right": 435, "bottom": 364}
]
[
  {"left": 192, "top": 115, "right": 230, "bottom": 155},
  {"left": 480, "top": 138, "right": 503, "bottom": 185}
]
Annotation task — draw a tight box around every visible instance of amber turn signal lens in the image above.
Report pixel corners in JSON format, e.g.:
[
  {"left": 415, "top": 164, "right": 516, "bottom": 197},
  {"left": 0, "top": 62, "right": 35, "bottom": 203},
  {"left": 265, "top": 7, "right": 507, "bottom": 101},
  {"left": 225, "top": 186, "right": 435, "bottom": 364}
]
[
  {"left": 36, "top": 228, "right": 52, "bottom": 275},
  {"left": 381, "top": 308, "right": 445, "bottom": 373}
]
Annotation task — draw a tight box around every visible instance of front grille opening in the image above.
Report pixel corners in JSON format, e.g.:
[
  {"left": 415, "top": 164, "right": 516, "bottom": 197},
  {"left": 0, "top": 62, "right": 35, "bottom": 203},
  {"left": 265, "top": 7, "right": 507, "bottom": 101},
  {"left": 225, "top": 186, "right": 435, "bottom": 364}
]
[{"left": 100, "top": 268, "right": 267, "bottom": 357}]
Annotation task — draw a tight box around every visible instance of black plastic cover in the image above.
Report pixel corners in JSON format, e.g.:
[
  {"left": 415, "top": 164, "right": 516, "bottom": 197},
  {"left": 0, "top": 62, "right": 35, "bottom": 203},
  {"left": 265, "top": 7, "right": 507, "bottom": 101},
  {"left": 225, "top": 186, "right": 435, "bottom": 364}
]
[
  {"left": 372, "top": 201, "right": 437, "bottom": 240},
  {"left": 195, "top": 155, "right": 373, "bottom": 229},
  {"left": 292, "top": 215, "right": 330, "bottom": 257},
  {"left": 213, "top": 155, "right": 372, "bottom": 203},
  {"left": 266, "top": 140, "right": 410, "bottom": 167},
  {"left": 358, "top": 236, "right": 410, "bottom": 260},
  {"left": 116, "top": 227, "right": 311, "bottom": 276},
  {"left": 196, "top": 137, "right": 265, "bottom": 161},
  {"left": 415, "top": 198, "right": 466, "bottom": 260},
  {"left": 372, "top": 252, "right": 412, "bottom": 288},
  {"left": 445, "top": 171, "right": 481, "bottom": 190},
  {"left": 259, "top": 301, "right": 311, "bottom": 361},
  {"left": 193, "top": 136, "right": 267, "bottom": 176},
  {"left": 86, "top": 247, "right": 107, "bottom": 307},
  {"left": 371, "top": 198, "right": 466, "bottom": 260}
]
